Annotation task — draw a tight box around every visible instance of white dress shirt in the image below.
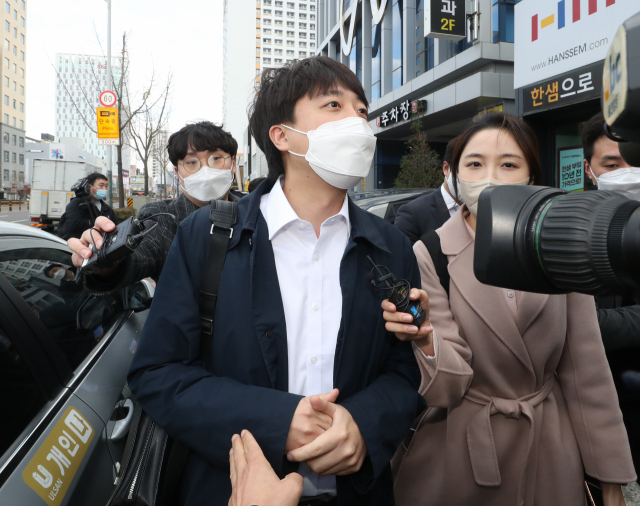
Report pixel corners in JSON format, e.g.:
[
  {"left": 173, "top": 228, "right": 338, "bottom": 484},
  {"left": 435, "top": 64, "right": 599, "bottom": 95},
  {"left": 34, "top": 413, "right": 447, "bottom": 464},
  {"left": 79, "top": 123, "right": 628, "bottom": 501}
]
[
  {"left": 440, "top": 182, "right": 461, "bottom": 217},
  {"left": 260, "top": 177, "right": 350, "bottom": 497}
]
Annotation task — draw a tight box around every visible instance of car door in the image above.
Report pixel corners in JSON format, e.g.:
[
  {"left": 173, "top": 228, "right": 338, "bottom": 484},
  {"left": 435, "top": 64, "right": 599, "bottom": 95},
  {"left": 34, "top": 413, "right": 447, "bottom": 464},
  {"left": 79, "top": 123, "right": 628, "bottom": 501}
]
[{"left": 0, "top": 233, "right": 151, "bottom": 506}]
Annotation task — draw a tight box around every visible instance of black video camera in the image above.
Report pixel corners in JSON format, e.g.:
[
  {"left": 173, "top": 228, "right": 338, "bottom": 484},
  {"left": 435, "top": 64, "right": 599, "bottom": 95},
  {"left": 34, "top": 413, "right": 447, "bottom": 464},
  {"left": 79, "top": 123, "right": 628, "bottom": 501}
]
[{"left": 473, "top": 11, "right": 640, "bottom": 300}]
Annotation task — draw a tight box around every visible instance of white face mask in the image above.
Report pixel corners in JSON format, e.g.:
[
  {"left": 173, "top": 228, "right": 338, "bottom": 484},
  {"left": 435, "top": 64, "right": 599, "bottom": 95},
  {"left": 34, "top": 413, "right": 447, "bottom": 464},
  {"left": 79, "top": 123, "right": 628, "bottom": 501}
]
[
  {"left": 281, "top": 116, "right": 377, "bottom": 190},
  {"left": 53, "top": 269, "right": 66, "bottom": 280},
  {"left": 179, "top": 166, "right": 233, "bottom": 202},
  {"left": 445, "top": 172, "right": 463, "bottom": 203},
  {"left": 458, "top": 176, "right": 530, "bottom": 215},
  {"left": 595, "top": 167, "right": 640, "bottom": 201}
]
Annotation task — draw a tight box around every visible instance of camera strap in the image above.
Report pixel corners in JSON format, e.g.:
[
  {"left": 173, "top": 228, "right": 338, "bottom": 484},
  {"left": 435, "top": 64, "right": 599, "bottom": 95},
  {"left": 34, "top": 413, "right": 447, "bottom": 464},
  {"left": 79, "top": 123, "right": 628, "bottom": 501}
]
[
  {"left": 198, "top": 199, "right": 238, "bottom": 362},
  {"left": 420, "top": 230, "right": 450, "bottom": 298}
]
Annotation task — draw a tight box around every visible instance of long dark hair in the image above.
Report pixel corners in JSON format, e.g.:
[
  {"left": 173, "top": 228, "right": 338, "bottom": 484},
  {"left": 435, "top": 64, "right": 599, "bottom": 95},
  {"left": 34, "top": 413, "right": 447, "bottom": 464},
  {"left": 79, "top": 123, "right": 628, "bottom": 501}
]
[{"left": 451, "top": 112, "right": 541, "bottom": 196}]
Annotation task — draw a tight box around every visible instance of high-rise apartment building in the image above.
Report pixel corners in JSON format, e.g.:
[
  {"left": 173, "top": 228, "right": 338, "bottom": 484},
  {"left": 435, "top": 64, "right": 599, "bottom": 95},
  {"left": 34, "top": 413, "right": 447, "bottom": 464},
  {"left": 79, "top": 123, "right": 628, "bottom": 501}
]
[
  {"left": 222, "top": 0, "right": 317, "bottom": 184},
  {"left": 54, "top": 53, "right": 130, "bottom": 165},
  {"left": 0, "top": 0, "right": 27, "bottom": 198}
]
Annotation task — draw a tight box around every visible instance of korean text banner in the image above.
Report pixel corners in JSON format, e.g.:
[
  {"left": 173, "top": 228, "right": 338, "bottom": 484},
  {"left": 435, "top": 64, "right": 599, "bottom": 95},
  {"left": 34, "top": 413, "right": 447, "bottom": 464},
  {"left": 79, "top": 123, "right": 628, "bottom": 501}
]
[{"left": 514, "top": 0, "right": 640, "bottom": 89}]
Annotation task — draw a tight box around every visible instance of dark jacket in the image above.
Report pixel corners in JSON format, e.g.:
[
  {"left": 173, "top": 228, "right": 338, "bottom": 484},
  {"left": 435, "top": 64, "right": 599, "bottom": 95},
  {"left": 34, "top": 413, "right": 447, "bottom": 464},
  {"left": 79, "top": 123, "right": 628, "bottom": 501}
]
[
  {"left": 83, "top": 191, "right": 243, "bottom": 295},
  {"left": 394, "top": 188, "right": 450, "bottom": 244},
  {"left": 127, "top": 179, "right": 425, "bottom": 506},
  {"left": 57, "top": 196, "right": 118, "bottom": 241},
  {"left": 596, "top": 293, "right": 640, "bottom": 470}
]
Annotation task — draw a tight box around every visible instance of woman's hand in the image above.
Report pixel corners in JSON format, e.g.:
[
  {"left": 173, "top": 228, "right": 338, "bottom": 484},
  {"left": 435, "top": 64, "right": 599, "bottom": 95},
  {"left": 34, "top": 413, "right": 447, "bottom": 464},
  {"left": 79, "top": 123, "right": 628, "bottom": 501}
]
[
  {"left": 382, "top": 288, "right": 434, "bottom": 354},
  {"left": 229, "top": 430, "right": 303, "bottom": 506},
  {"left": 601, "top": 482, "right": 627, "bottom": 506}
]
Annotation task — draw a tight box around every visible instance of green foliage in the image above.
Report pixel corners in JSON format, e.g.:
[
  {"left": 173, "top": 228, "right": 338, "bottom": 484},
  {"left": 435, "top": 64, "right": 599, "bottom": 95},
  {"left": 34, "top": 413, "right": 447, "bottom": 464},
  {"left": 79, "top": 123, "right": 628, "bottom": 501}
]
[{"left": 394, "top": 122, "right": 444, "bottom": 189}]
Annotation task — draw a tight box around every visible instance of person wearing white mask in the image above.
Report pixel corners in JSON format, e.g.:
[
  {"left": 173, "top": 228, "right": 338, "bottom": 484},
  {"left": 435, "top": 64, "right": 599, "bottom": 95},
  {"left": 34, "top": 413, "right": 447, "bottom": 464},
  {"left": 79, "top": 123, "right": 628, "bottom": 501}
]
[
  {"left": 582, "top": 112, "right": 640, "bottom": 470},
  {"left": 67, "top": 121, "right": 242, "bottom": 295},
  {"left": 384, "top": 112, "right": 634, "bottom": 506},
  {"left": 127, "top": 57, "right": 425, "bottom": 506},
  {"left": 395, "top": 138, "right": 464, "bottom": 245}
]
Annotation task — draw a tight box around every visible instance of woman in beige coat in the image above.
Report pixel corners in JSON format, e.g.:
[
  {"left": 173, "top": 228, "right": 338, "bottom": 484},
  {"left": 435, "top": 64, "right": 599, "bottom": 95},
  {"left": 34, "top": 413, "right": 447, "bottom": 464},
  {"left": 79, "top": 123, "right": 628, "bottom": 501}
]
[{"left": 384, "top": 112, "right": 635, "bottom": 506}]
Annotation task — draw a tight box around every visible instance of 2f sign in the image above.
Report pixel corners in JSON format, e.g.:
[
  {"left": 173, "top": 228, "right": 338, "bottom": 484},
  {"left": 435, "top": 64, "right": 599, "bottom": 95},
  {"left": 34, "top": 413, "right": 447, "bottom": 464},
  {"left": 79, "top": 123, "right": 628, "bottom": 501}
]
[{"left": 425, "top": 0, "right": 465, "bottom": 41}]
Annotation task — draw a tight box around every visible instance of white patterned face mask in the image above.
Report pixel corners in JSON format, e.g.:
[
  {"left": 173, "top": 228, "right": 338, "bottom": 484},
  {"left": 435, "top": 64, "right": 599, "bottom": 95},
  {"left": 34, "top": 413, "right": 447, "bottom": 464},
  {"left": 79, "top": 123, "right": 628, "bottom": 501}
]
[
  {"left": 457, "top": 176, "right": 530, "bottom": 215},
  {"left": 281, "top": 116, "right": 377, "bottom": 190},
  {"left": 595, "top": 167, "right": 640, "bottom": 201},
  {"left": 179, "top": 167, "right": 233, "bottom": 202}
]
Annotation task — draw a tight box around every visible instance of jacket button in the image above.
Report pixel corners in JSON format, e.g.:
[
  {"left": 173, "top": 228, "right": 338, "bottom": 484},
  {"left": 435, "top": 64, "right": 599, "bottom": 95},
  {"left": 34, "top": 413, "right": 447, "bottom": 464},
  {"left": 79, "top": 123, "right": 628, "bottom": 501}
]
[{"left": 266, "top": 331, "right": 273, "bottom": 338}]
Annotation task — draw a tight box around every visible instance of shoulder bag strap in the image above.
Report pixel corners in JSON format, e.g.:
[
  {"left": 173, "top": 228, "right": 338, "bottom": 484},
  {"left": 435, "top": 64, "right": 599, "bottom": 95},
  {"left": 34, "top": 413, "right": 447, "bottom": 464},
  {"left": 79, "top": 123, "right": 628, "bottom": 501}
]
[
  {"left": 420, "top": 229, "right": 450, "bottom": 298},
  {"left": 198, "top": 199, "right": 237, "bottom": 362}
]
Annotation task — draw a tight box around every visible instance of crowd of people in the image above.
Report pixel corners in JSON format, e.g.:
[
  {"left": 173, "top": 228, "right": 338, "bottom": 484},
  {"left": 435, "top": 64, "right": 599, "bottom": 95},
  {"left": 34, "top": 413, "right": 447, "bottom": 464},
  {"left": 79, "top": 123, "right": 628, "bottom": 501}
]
[{"left": 64, "top": 56, "right": 638, "bottom": 506}]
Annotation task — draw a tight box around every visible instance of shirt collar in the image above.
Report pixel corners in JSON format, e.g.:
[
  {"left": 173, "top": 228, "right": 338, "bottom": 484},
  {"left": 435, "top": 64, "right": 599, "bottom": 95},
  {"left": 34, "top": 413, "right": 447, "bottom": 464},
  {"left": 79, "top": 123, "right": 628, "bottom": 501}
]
[
  {"left": 440, "top": 182, "right": 460, "bottom": 211},
  {"left": 263, "top": 176, "right": 350, "bottom": 240}
]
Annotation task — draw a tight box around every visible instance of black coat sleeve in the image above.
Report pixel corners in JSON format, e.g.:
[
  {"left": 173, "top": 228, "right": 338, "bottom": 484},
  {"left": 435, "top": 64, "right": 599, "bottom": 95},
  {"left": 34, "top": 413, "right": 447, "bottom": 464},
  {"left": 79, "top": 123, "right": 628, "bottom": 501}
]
[
  {"left": 57, "top": 198, "right": 93, "bottom": 241},
  {"left": 394, "top": 199, "right": 425, "bottom": 245},
  {"left": 597, "top": 304, "right": 640, "bottom": 351}
]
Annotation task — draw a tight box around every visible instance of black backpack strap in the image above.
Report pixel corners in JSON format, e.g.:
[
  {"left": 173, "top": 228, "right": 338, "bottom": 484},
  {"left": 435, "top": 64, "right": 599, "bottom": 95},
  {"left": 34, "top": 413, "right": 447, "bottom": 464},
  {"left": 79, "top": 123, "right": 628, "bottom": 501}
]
[
  {"left": 198, "top": 199, "right": 237, "bottom": 362},
  {"left": 420, "top": 230, "right": 450, "bottom": 298}
]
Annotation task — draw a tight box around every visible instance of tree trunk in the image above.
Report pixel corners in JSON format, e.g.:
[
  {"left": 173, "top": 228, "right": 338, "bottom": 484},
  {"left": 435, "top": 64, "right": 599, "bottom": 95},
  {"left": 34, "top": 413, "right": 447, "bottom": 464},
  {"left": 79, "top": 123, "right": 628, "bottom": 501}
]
[{"left": 144, "top": 160, "right": 149, "bottom": 196}]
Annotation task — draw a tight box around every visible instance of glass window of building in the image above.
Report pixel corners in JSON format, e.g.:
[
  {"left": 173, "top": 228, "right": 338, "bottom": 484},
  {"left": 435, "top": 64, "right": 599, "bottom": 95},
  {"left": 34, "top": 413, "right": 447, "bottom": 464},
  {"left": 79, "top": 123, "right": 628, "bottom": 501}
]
[
  {"left": 287, "top": 1, "right": 294, "bottom": 7},
  {"left": 392, "top": 0, "right": 403, "bottom": 90},
  {"left": 349, "top": 20, "right": 362, "bottom": 81},
  {"left": 2, "top": 133, "right": 7, "bottom": 143},
  {"left": 2, "top": 169, "right": 6, "bottom": 179},
  {"left": 12, "top": 44, "right": 15, "bottom": 54},
  {"left": 3, "top": 77, "right": 6, "bottom": 87},
  {"left": 12, "top": 80, "right": 15, "bottom": 90},
  {"left": 263, "top": 37, "right": 271, "bottom": 44},
  {"left": 19, "top": 50, "right": 23, "bottom": 61},
  {"left": 299, "top": 22, "right": 306, "bottom": 28},
  {"left": 300, "top": 51, "right": 307, "bottom": 57},
  {"left": 18, "top": 136, "right": 23, "bottom": 147},
  {"left": 3, "top": 150, "right": 8, "bottom": 162},
  {"left": 12, "top": 117, "right": 16, "bottom": 127},
  {"left": 11, "top": 152, "right": 15, "bottom": 163},
  {"left": 264, "top": 57, "right": 272, "bottom": 64},
  {"left": 275, "top": 38, "right": 283, "bottom": 45},
  {"left": 264, "top": 8, "right": 271, "bottom": 15},
  {"left": 299, "top": 31, "right": 306, "bottom": 38},
  {"left": 287, "top": 49, "right": 294, "bottom": 56},
  {"left": 371, "top": 18, "right": 381, "bottom": 100},
  {"left": 12, "top": 99, "right": 15, "bottom": 109},
  {"left": 11, "top": 134, "right": 15, "bottom": 144},
  {"left": 276, "top": 9, "right": 282, "bottom": 16},
  {"left": 19, "top": 153, "right": 23, "bottom": 164},
  {"left": 21, "top": 0, "right": 25, "bottom": 9},
  {"left": 3, "top": 38, "right": 7, "bottom": 50},
  {"left": 19, "top": 102, "right": 22, "bottom": 112},
  {"left": 264, "top": 47, "right": 271, "bottom": 54},
  {"left": 299, "top": 12, "right": 306, "bottom": 19},
  {"left": 275, "top": 29, "right": 282, "bottom": 35},
  {"left": 275, "top": 48, "right": 283, "bottom": 55},
  {"left": 287, "top": 20, "right": 294, "bottom": 27},
  {"left": 492, "top": 0, "right": 522, "bottom": 43},
  {"left": 287, "top": 30, "right": 294, "bottom": 37},
  {"left": 275, "top": 19, "right": 283, "bottom": 25},
  {"left": 263, "top": 18, "right": 271, "bottom": 25},
  {"left": 20, "top": 16, "right": 24, "bottom": 27},
  {"left": 19, "top": 33, "right": 23, "bottom": 43},
  {"left": 299, "top": 3, "right": 307, "bottom": 9},
  {"left": 2, "top": 95, "right": 6, "bottom": 105},
  {"left": 13, "top": 27, "right": 16, "bottom": 37},
  {"left": 263, "top": 28, "right": 272, "bottom": 34}
]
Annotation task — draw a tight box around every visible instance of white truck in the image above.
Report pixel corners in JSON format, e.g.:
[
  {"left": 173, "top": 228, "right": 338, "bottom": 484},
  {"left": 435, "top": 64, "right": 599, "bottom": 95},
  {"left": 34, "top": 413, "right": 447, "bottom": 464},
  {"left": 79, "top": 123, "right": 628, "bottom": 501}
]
[{"left": 30, "top": 160, "right": 102, "bottom": 231}]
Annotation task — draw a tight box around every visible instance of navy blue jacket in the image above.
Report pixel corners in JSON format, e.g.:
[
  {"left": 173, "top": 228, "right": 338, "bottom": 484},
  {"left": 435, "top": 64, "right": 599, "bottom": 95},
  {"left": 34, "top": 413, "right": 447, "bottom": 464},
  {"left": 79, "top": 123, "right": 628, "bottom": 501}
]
[{"left": 127, "top": 179, "right": 426, "bottom": 505}]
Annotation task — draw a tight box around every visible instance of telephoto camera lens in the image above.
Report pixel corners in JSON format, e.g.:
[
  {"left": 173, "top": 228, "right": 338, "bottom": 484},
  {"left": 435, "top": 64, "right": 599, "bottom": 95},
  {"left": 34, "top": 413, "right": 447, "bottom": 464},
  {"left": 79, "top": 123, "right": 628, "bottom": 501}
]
[{"left": 474, "top": 185, "right": 640, "bottom": 297}]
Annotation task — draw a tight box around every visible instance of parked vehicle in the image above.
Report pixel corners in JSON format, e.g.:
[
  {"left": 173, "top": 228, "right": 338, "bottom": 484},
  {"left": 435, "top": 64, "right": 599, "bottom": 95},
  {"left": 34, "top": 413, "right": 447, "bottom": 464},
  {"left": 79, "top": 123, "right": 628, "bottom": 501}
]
[
  {"left": 0, "top": 221, "right": 152, "bottom": 505},
  {"left": 30, "top": 160, "right": 102, "bottom": 232},
  {"left": 353, "top": 189, "right": 434, "bottom": 224}
]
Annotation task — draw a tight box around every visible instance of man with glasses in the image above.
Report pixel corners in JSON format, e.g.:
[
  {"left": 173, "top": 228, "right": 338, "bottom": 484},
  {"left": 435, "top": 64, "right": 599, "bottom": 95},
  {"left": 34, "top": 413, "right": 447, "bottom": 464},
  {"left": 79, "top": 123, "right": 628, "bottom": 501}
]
[{"left": 67, "top": 121, "right": 241, "bottom": 295}]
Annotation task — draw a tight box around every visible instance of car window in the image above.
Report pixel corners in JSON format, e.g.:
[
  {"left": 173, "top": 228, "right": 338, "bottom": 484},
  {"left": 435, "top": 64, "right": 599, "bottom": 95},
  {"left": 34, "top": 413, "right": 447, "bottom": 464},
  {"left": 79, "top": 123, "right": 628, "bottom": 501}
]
[
  {"left": 0, "top": 248, "right": 118, "bottom": 372},
  {"left": 0, "top": 321, "right": 46, "bottom": 457}
]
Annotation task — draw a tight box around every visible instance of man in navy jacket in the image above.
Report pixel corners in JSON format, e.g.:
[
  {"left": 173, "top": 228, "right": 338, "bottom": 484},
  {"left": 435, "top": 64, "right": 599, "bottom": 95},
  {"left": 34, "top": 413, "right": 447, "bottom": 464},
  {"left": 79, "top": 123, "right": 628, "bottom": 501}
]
[{"left": 128, "top": 57, "right": 426, "bottom": 506}]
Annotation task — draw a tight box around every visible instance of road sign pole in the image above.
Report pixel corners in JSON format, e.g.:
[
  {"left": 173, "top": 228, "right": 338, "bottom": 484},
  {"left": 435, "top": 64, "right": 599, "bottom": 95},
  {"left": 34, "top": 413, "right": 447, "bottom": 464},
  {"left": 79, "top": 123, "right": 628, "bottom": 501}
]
[{"left": 106, "top": 0, "right": 113, "bottom": 207}]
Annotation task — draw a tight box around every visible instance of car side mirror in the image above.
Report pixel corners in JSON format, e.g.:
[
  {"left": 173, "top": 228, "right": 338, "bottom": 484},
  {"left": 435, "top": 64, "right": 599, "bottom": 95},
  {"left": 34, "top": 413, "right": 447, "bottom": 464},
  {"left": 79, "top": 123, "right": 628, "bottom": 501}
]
[
  {"left": 77, "top": 296, "right": 114, "bottom": 331},
  {"left": 123, "top": 280, "right": 155, "bottom": 312}
]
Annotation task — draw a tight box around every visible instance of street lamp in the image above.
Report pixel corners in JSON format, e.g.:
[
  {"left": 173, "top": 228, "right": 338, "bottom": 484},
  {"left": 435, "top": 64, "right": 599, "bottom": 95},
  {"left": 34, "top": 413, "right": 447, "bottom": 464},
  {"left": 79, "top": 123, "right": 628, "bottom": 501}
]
[{"left": 104, "top": 0, "right": 113, "bottom": 207}]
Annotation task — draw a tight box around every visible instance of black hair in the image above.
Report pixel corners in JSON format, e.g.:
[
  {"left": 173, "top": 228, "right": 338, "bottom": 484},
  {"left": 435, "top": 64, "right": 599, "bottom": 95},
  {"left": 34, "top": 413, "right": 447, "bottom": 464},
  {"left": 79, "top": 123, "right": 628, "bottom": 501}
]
[
  {"left": 43, "top": 264, "right": 63, "bottom": 278},
  {"left": 86, "top": 172, "right": 108, "bottom": 186},
  {"left": 582, "top": 112, "right": 606, "bottom": 164},
  {"left": 444, "top": 138, "right": 456, "bottom": 166},
  {"left": 248, "top": 56, "right": 369, "bottom": 181},
  {"left": 167, "top": 121, "right": 238, "bottom": 167},
  {"left": 248, "top": 177, "right": 266, "bottom": 193},
  {"left": 451, "top": 112, "right": 541, "bottom": 196}
]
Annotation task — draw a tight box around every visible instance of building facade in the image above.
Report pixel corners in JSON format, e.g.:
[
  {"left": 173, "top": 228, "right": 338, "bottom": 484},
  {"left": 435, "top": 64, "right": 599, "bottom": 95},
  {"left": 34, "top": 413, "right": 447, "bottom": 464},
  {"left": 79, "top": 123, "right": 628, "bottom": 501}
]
[
  {"left": 224, "top": 0, "right": 318, "bottom": 186},
  {"left": 0, "top": 0, "right": 26, "bottom": 198},
  {"left": 313, "top": 0, "right": 520, "bottom": 190},
  {"left": 514, "top": 0, "right": 640, "bottom": 193}
]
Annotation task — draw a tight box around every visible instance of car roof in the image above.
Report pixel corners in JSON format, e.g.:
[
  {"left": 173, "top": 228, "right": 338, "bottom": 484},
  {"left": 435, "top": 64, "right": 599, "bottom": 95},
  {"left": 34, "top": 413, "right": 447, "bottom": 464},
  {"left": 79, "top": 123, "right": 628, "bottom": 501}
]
[
  {"left": 0, "top": 221, "right": 67, "bottom": 244},
  {"left": 352, "top": 189, "right": 434, "bottom": 208}
]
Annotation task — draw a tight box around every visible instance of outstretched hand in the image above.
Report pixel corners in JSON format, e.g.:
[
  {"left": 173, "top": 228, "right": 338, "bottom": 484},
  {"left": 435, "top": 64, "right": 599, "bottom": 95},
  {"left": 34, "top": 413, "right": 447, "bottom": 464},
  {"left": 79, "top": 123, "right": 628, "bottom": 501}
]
[{"left": 229, "top": 430, "right": 302, "bottom": 506}]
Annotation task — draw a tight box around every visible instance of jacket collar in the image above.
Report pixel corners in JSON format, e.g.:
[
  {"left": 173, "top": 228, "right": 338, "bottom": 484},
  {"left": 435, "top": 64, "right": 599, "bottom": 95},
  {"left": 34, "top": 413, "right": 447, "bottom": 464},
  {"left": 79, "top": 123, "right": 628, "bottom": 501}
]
[
  {"left": 439, "top": 204, "right": 474, "bottom": 255},
  {"left": 230, "top": 176, "right": 391, "bottom": 254}
]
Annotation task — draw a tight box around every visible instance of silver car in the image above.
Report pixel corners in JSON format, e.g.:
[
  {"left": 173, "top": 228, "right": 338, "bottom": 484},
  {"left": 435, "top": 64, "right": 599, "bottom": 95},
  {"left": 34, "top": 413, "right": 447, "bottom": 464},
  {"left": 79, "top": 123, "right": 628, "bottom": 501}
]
[{"left": 0, "top": 222, "right": 152, "bottom": 506}]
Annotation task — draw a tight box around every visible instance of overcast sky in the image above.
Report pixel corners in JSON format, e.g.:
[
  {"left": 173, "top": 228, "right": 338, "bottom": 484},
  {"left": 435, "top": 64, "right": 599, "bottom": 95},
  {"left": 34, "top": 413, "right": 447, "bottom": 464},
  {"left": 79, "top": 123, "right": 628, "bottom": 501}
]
[{"left": 26, "top": 0, "right": 224, "bottom": 149}]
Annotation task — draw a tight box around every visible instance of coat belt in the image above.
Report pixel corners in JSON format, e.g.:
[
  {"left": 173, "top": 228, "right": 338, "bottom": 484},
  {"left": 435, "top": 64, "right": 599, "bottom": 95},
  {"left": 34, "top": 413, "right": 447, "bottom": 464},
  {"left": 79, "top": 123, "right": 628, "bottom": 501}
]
[{"left": 464, "top": 378, "right": 555, "bottom": 506}]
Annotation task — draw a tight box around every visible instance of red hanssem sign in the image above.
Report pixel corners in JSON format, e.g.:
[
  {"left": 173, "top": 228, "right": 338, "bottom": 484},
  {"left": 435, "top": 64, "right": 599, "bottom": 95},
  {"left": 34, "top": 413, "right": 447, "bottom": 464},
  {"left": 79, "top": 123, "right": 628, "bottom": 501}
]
[{"left": 99, "top": 90, "right": 117, "bottom": 107}]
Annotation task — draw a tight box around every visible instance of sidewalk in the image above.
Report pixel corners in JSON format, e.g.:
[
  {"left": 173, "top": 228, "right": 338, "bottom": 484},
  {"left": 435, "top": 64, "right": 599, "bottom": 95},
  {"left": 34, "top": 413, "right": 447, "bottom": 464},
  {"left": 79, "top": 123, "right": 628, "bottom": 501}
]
[{"left": 625, "top": 482, "right": 640, "bottom": 505}]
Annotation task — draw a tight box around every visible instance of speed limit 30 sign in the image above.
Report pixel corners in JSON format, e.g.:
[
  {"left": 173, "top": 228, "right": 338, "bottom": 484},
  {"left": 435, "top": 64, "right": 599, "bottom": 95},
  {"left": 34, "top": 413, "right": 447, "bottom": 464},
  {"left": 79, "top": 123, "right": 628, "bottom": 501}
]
[{"left": 99, "top": 90, "right": 117, "bottom": 107}]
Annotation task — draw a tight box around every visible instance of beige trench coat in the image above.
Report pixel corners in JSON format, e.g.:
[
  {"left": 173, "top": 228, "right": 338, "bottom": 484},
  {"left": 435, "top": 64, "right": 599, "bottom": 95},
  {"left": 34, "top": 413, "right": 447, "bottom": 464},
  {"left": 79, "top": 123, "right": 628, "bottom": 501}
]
[{"left": 392, "top": 206, "right": 636, "bottom": 506}]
